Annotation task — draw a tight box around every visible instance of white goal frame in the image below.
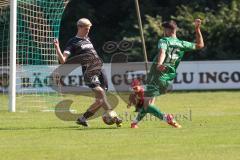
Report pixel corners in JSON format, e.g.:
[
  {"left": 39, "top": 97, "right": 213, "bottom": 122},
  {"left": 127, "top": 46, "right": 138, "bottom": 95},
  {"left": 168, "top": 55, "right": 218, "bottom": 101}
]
[{"left": 9, "top": 0, "right": 17, "bottom": 112}]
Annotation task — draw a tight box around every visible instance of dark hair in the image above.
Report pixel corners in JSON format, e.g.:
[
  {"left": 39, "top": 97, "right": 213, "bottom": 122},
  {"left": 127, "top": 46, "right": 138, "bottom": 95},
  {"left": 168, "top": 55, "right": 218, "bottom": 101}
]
[{"left": 162, "top": 20, "right": 178, "bottom": 30}]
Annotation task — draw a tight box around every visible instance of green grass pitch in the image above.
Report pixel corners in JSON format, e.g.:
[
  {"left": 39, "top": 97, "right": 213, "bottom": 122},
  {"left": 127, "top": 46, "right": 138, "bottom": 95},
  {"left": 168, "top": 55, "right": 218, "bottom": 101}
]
[{"left": 0, "top": 91, "right": 240, "bottom": 160}]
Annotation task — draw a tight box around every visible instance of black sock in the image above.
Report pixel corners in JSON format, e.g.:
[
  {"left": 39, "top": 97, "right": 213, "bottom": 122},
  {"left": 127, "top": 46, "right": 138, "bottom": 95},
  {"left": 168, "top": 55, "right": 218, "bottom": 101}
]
[{"left": 83, "top": 111, "right": 94, "bottom": 119}]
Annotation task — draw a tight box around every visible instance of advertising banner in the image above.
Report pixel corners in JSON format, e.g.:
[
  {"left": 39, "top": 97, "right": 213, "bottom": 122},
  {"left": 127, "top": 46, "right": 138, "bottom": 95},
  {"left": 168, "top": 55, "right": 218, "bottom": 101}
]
[{"left": 1, "top": 61, "right": 239, "bottom": 93}]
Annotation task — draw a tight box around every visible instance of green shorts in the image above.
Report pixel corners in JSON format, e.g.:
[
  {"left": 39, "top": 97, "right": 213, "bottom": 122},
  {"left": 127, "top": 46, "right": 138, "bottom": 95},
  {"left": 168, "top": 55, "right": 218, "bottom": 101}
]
[{"left": 144, "top": 78, "right": 170, "bottom": 97}]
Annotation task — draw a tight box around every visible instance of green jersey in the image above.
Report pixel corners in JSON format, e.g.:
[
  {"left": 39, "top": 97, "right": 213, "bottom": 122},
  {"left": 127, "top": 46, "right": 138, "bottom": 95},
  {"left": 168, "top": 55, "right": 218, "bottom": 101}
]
[
  {"left": 145, "top": 37, "right": 195, "bottom": 97},
  {"left": 150, "top": 37, "right": 196, "bottom": 81}
]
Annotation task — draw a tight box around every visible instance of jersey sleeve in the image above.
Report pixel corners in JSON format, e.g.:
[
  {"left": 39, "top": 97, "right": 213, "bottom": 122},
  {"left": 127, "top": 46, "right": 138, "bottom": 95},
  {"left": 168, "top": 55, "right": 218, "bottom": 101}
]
[
  {"left": 158, "top": 39, "right": 168, "bottom": 51},
  {"left": 182, "top": 41, "right": 196, "bottom": 51},
  {"left": 64, "top": 40, "right": 74, "bottom": 55}
]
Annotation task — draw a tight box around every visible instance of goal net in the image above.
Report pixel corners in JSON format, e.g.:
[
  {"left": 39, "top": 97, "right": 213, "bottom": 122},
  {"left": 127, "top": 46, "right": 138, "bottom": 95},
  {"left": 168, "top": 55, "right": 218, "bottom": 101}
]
[{"left": 0, "top": 0, "right": 68, "bottom": 111}]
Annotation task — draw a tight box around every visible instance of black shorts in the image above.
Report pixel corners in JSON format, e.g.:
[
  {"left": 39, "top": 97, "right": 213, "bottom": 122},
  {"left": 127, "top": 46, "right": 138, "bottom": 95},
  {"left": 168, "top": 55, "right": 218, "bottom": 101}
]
[{"left": 84, "top": 69, "right": 108, "bottom": 91}]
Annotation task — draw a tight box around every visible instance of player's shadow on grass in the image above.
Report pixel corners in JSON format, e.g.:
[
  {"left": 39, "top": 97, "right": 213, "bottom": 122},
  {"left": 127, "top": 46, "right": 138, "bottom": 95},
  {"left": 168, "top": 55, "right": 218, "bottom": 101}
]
[
  {"left": 0, "top": 126, "right": 79, "bottom": 131},
  {"left": 0, "top": 126, "right": 122, "bottom": 131},
  {"left": 71, "top": 126, "right": 121, "bottom": 130},
  {"left": 54, "top": 92, "right": 119, "bottom": 121}
]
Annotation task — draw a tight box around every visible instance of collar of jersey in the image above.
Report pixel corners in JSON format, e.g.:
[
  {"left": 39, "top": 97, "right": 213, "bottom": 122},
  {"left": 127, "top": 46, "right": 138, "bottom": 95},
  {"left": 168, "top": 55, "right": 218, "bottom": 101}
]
[{"left": 75, "top": 35, "right": 89, "bottom": 40}]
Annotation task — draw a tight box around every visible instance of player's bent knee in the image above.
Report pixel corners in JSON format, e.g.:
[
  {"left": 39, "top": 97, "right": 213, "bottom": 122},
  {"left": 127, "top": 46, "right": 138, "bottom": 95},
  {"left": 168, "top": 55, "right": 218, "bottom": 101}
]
[{"left": 95, "top": 98, "right": 104, "bottom": 105}]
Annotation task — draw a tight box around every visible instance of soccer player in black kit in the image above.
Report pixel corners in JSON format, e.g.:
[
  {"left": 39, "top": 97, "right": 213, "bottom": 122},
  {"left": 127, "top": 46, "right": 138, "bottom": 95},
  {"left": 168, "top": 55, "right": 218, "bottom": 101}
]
[{"left": 53, "top": 18, "right": 122, "bottom": 127}]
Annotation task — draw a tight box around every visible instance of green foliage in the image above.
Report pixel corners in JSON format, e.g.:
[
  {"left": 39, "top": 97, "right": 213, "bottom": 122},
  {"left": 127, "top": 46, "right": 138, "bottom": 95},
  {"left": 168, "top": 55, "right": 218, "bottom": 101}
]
[
  {"left": 124, "top": 15, "right": 164, "bottom": 61},
  {"left": 60, "top": 0, "right": 240, "bottom": 62},
  {"left": 172, "top": 0, "right": 240, "bottom": 60}
]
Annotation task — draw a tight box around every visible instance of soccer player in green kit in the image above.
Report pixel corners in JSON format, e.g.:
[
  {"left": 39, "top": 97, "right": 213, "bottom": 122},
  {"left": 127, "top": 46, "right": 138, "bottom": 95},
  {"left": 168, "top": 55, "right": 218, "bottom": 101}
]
[{"left": 131, "top": 19, "right": 204, "bottom": 128}]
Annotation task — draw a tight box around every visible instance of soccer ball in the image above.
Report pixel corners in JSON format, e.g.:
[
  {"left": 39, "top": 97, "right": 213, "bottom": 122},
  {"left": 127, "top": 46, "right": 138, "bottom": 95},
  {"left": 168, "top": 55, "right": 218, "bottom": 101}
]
[{"left": 102, "top": 112, "right": 115, "bottom": 125}]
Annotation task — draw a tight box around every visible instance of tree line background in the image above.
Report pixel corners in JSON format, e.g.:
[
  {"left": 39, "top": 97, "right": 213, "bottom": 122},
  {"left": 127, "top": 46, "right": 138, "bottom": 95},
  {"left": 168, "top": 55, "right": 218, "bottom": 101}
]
[{"left": 59, "top": 0, "right": 240, "bottom": 62}]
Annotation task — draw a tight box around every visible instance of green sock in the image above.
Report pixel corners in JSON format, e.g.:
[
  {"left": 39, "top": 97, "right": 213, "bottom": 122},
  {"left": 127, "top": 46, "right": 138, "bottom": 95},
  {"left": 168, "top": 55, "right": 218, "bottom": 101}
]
[
  {"left": 146, "top": 104, "right": 164, "bottom": 120},
  {"left": 135, "top": 108, "right": 147, "bottom": 122}
]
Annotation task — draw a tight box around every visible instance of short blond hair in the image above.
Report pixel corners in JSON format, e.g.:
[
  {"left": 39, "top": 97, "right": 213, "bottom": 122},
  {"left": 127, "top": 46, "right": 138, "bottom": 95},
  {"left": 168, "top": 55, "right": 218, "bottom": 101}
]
[{"left": 77, "top": 18, "right": 92, "bottom": 27}]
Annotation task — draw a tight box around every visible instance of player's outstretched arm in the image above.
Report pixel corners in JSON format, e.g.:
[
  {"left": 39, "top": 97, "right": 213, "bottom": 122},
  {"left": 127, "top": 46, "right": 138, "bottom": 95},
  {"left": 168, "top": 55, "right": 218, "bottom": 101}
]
[
  {"left": 156, "top": 48, "right": 167, "bottom": 71},
  {"left": 53, "top": 39, "right": 69, "bottom": 64},
  {"left": 195, "top": 19, "right": 204, "bottom": 49}
]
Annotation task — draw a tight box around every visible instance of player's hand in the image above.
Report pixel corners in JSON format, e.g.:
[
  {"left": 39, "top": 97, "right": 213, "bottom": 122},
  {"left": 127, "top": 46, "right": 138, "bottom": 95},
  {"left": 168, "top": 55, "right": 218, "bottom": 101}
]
[
  {"left": 157, "top": 64, "right": 167, "bottom": 72},
  {"left": 195, "top": 19, "right": 202, "bottom": 29},
  {"left": 53, "top": 38, "right": 59, "bottom": 48}
]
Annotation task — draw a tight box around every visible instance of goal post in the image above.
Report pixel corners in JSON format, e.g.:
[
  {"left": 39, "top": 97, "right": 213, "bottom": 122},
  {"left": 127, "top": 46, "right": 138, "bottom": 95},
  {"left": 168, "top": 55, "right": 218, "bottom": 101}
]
[
  {"left": 0, "top": 0, "right": 68, "bottom": 112},
  {"left": 9, "top": 0, "right": 17, "bottom": 112}
]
